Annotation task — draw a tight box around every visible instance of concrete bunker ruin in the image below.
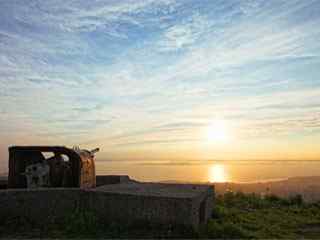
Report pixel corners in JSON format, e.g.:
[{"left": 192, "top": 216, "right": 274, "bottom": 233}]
[{"left": 1, "top": 145, "right": 214, "bottom": 229}]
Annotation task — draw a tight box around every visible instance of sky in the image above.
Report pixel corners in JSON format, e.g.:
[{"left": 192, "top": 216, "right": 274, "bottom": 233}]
[{"left": 0, "top": 0, "right": 320, "bottom": 176}]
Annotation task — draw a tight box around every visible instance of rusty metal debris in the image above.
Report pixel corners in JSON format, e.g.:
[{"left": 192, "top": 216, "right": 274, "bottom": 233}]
[{"left": 8, "top": 146, "right": 99, "bottom": 189}]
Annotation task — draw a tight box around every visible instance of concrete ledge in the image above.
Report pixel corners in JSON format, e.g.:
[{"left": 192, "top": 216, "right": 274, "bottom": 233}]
[{"left": 96, "top": 175, "right": 132, "bottom": 186}]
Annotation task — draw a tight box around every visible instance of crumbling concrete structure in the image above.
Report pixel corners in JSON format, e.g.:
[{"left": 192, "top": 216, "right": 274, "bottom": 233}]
[
  {"left": 1, "top": 146, "right": 214, "bottom": 229},
  {"left": 0, "top": 180, "right": 214, "bottom": 229},
  {"left": 90, "top": 182, "right": 214, "bottom": 228}
]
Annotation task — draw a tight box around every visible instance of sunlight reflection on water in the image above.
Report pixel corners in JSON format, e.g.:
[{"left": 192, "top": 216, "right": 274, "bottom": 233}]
[
  {"left": 96, "top": 160, "right": 320, "bottom": 183},
  {"left": 208, "top": 165, "right": 228, "bottom": 183}
]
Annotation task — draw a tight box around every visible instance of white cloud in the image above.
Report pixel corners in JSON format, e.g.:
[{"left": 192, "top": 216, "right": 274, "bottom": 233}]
[
  {"left": 13, "top": 0, "right": 178, "bottom": 34},
  {"left": 158, "top": 13, "right": 212, "bottom": 51}
]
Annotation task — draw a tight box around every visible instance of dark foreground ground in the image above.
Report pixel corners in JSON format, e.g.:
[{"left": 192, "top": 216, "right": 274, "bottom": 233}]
[{"left": 1, "top": 192, "right": 320, "bottom": 239}]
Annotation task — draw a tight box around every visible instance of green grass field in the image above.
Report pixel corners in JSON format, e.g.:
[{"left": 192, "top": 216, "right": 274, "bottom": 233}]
[
  {"left": 1, "top": 191, "right": 320, "bottom": 238},
  {"left": 204, "top": 192, "right": 320, "bottom": 239}
]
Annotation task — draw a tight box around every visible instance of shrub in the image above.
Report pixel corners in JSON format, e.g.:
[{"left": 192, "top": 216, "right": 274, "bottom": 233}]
[
  {"left": 212, "top": 205, "right": 228, "bottom": 219},
  {"left": 265, "top": 194, "right": 281, "bottom": 202},
  {"left": 289, "top": 194, "right": 304, "bottom": 206},
  {"left": 206, "top": 220, "right": 247, "bottom": 239}
]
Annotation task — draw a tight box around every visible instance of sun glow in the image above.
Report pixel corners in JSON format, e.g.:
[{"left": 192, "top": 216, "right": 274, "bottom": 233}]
[
  {"left": 206, "top": 120, "right": 230, "bottom": 143},
  {"left": 209, "top": 165, "right": 227, "bottom": 183}
]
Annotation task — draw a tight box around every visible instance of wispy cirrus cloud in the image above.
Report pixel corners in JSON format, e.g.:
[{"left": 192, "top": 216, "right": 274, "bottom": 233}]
[
  {"left": 157, "top": 13, "right": 212, "bottom": 51},
  {"left": 0, "top": 0, "right": 320, "bottom": 163}
]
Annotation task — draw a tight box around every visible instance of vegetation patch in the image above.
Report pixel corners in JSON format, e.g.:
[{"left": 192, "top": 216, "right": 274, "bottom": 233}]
[{"left": 201, "top": 192, "right": 320, "bottom": 239}]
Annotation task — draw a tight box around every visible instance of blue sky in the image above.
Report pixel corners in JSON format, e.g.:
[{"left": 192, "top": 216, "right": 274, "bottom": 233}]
[{"left": 0, "top": 0, "right": 320, "bottom": 169}]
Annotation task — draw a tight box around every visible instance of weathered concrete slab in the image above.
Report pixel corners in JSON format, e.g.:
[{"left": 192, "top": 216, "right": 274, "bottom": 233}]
[
  {"left": 0, "top": 180, "right": 214, "bottom": 229},
  {"left": 95, "top": 182, "right": 211, "bottom": 198},
  {"left": 90, "top": 182, "right": 214, "bottom": 228}
]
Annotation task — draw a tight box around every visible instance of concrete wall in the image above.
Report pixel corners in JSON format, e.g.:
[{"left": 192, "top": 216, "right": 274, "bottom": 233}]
[
  {"left": 0, "top": 188, "right": 83, "bottom": 225},
  {"left": 86, "top": 190, "right": 194, "bottom": 226},
  {"left": 190, "top": 187, "right": 214, "bottom": 227},
  {"left": 0, "top": 184, "right": 214, "bottom": 229}
]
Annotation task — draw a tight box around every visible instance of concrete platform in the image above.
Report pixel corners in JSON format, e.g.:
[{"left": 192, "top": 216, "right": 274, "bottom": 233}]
[
  {"left": 0, "top": 176, "right": 214, "bottom": 229},
  {"left": 90, "top": 182, "right": 214, "bottom": 228},
  {"left": 95, "top": 182, "right": 211, "bottom": 198}
]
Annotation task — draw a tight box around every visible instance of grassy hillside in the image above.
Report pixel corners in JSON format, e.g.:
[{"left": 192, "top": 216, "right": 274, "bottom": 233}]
[
  {"left": 204, "top": 192, "right": 320, "bottom": 239},
  {"left": 1, "top": 191, "right": 320, "bottom": 238}
]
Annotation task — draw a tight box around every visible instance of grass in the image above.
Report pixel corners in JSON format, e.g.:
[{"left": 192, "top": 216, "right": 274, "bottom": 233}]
[
  {"left": 202, "top": 191, "right": 320, "bottom": 239},
  {"left": 1, "top": 191, "right": 320, "bottom": 238}
]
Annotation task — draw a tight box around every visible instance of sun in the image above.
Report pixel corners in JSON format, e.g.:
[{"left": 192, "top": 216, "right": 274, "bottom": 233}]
[
  {"left": 206, "top": 120, "right": 229, "bottom": 143},
  {"left": 209, "top": 165, "right": 227, "bottom": 183}
]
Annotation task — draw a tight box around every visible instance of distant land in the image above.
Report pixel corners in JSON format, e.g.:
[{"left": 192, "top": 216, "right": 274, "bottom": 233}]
[{"left": 161, "top": 176, "right": 320, "bottom": 203}]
